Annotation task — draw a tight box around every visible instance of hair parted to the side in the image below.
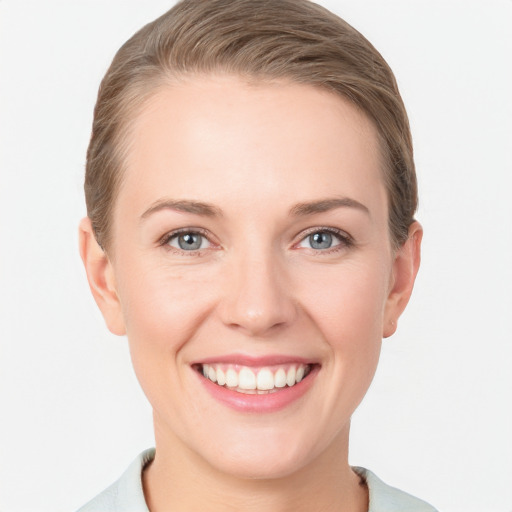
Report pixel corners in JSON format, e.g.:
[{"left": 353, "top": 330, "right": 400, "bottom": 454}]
[{"left": 85, "top": 0, "right": 417, "bottom": 252}]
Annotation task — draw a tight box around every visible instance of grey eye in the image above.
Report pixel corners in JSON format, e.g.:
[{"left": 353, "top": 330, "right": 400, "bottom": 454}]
[
  {"left": 309, "top": 232, "right": 333, "bottom": 250},
  {"left": 298, "top": 230, "right": 342, "bottom": 250},
  {"left": 169, "top": 232, "right": 210, "bottom": 251}
]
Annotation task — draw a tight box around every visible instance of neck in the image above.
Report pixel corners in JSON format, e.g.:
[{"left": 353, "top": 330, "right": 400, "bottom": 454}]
[{"left": 143, "top": 422, "right": 368, "bottom": 512}]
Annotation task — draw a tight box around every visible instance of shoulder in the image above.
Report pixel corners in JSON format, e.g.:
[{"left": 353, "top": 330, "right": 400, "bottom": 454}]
[
  {"left": 353, "top": 467, "right": 438, "bottom": 512},
  {"left": 76, "top": 448, "right": 155, "bottom": 512}
]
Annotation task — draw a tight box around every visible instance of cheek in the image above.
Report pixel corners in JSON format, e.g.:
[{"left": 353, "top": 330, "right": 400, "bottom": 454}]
[
  {"left": 115, "top": 263, "right": 222, "bottom": 417},
  {"left": 295, "top": 258, "right": 389, "bottom": 401},
  {"left": 298, "top": 261, "right": 389, "bottom": 345},
  {"left": 116, "top": 262, "right": 218, "bottom": 363},
  {"left": 288, "top": 261, "right": 387, "bottom": 439}
]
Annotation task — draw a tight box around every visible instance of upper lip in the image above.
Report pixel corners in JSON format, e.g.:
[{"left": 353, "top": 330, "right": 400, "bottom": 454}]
[{"left": 191, "top": 353, "right": 318, "bottom": 367}]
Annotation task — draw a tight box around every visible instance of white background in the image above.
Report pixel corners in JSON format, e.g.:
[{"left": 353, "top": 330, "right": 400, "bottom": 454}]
[{"left": 1, "top": 1, "right": 511, "bottom": 511}]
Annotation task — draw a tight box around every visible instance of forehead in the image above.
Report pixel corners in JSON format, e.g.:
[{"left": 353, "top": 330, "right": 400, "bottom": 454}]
[{"left": 118, "top": 75, "right": 386, "bottom": 220}]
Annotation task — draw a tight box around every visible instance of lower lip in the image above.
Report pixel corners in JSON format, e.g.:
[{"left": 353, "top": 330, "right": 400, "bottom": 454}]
[{"left": 195, "top": 366, "right": 319, "bottom": 413}]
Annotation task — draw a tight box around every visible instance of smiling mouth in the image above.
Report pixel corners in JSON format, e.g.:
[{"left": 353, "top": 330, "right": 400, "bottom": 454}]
[{"left": 195, "top": 363, "right": 315, "bottom": 394}]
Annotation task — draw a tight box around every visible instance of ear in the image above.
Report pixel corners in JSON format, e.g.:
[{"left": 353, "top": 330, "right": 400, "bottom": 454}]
[
  {"left": 79, "top": 217, "right": 126, "bottom": 336},
  {"left": 383, "top": 221, "right": 422, "bottom": 338}
]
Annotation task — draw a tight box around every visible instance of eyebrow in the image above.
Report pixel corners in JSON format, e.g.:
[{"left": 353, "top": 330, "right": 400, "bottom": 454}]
[
  {"left": 140, "top": 196, "right": 369, "bottom": 220},
  {"left": 141, "top": 199, "right": 222, "bottom": 219},
  {"left": 289, "top": 197, "right": 370, "bottom": 216}
]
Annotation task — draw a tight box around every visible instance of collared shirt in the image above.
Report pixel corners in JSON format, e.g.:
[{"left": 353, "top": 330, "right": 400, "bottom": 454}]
[{"left": 77, "top": 448, "right": 438, "bottom": 512}]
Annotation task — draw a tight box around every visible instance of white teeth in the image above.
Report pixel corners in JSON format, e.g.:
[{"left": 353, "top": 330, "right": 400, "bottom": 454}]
[
  {"left": 286, "top": 366, "right": 296, "bottom": 387},
  {"left": 238, "top": 367, "right": 256, "bottom": 390},
  {"left": 216, "top": 368, "right": 226, "bottom": 386},
  {"left": 256, "top": 368, "right": 274, "bottom": 390},
  {"left": 274, "top": 368, "right": 287, "bottom": 388},
  {"left": 225, "top": 368, "right": 238, "bottom": 388},
  {"left": 200, "top": 363, "right": 311, "bottom": 392}
]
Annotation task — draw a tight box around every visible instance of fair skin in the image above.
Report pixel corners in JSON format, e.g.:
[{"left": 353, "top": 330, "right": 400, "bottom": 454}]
[{"left": 80, "top": 75, "right": 421, "bottom": 512}]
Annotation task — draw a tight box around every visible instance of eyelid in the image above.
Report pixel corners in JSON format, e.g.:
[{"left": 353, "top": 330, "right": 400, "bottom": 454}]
[
  {"left": 158, "top": 227, "right": 218, "bottom": 252},
  {"left": 293, "top": 226, "right": 354, "bottom": 250}
]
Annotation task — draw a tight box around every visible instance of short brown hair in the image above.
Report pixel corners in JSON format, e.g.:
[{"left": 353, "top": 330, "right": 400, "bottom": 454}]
[{"left": 85, "top": 0, "right": 417, "bottom": 251}]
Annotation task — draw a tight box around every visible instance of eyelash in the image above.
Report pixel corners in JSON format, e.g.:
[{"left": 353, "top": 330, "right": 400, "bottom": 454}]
[
  {"left": 158, "top": 226, "right": 354, "bottom": 255},
  {"left": 158, "top": 227, "right": 215, "bottom": 255},
  {"left": 295, "top": 227, "right": 354, "bottom": 254}
]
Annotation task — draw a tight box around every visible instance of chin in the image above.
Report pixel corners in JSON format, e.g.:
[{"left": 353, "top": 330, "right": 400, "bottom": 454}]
[
  {"left": 212, "top": 449, "right": 312, "bottom": 481},
  {"left": 195, "top": 424, "right": 329, "bottom": 481}
]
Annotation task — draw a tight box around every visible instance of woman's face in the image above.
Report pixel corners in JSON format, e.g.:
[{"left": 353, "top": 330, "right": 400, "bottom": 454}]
[{"left": 87, "top": 75, "right": 419, "bottom": 479}]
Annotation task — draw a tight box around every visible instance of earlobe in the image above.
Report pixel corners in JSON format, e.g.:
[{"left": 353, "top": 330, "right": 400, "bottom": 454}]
[
  {"left": 78, "top": 217, "right": 126, "bottom": 336},
  {"left": 383, "top": 222, "right": 422, "bottom": 338}
]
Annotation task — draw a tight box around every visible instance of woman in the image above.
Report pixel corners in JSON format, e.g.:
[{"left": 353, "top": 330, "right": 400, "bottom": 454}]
[{"left": 78, "top": 0, "right": 437, "bottom": 510}]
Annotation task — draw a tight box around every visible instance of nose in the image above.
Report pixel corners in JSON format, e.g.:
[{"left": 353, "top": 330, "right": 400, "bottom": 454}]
[{"left": 217, "top": 249, "right": 297, "bottom": 337}]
